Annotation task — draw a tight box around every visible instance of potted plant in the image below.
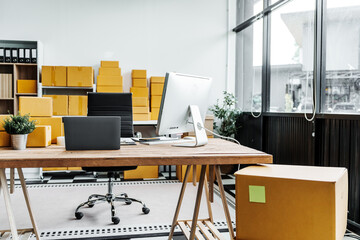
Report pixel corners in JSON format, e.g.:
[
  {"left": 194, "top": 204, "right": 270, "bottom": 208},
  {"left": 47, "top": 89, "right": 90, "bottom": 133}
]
[{"left": 2, "top": 114, "right": 36, "bottom": 150}]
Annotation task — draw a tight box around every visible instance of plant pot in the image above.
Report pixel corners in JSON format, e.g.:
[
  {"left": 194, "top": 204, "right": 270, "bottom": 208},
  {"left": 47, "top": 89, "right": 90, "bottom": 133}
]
[{"left": 11, "top": 134, "right": 28, "bottom": 150}]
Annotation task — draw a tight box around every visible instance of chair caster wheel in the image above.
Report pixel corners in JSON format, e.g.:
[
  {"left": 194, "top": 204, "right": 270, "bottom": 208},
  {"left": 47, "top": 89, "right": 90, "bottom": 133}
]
[
  {"left": 75, "top": 212, "right": 83, "bottom": 219},
  {"left": 112, "top": 216, "right": 120, "bottom": 224},
  {"left": 124, "top": 193, "right": 128, "bottom": 198},
  {"left": 142, "top": 207, "right": 150, "bottom": 214},
  {"left": 125, "top": 200, "right": 132, "bottom": 205},
  {"left": 88, "top": 203, "right": 94, "bottom": 208}
]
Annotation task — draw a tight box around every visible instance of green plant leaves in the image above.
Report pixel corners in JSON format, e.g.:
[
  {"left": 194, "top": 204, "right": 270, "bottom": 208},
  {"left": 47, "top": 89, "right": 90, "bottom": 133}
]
[{"left": 3, "top": 113, "right": 36, "bottom": 135}]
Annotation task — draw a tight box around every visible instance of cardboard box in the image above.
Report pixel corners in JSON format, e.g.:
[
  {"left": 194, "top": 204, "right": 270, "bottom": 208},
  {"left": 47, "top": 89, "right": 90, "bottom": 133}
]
[
  {"left": 124, "top": 166, "right": 158, "bottom": 180},
  {"left": 0, "top": 115, "right": 11, "bottom": 131},
  {"left": 97, "top": 75, "right": 123, "bottom": 86},
  {"left": 19, "top": 97, "right": 52, "bottom": 117},
  {"left": 132, "top": 78, "right": 147, "bottom": 88},
  {"left": 43, "top": 95, "right": 69, "bottom": 116},
  {"left": 132, "top": 69, "right": 146, "bottom": 79},
  {"left": 151, "top": 107, "right": 159, "bottom": 120},
  {"left": 101, "top": 61, "right": 119, "bottom": 68},
  {"left": 43, "top": 167, "right": 68, "bottom": 171},
  {"left": 69, "top": 95, "right": 87, "bottom": 116},
  {"left": 67, "top": 67, "right": 93, "bottom": 87},
  {"left": 133, "top": 113, "right": 150, "bottom": 121},
  {"left": 30, "top": 117, "right": 63, "bottom": 144},
  {"left": 97, "top": 85, "right": 123, "bottom": 93},
  {"left": 27, "top": 125, "right": 51, "bottom": 147},
  {"left": 133, "top": 107, "right": 149, "bottom": 114},
  {"left": 132, "top": 97, "right": 148, "bottom": 107},
  {"left": 17, "top": 80, "right": 37, "bottom": 93},
  {"left": 235, "top": 164, "right": 348, "bottom": 240},
  {"left": 42, "top": 66, "right": 67, "bottom": 86},
  {"left": 151, "top": 96, "right": 162, "bottom": 108},
  {"left": 99, "top": 67, "right": 121, "bottom": 76},
  {"left": 176, "top": 165, "right": 214, "bottom": 183},
  {"left": 151, "top": 83, "right": 164, "bottom": 96},
  {"left": 150, "top": 76, "right": 165, "bottom": 84},
  {"left": 0, "top": 131, "right": 10, "bottom": 147},
  {"left": 130, "top": 87, "right": 149, "bottom": 98},
  {"left": 187, "top": 115, "right": 214, "bottom": 137}
]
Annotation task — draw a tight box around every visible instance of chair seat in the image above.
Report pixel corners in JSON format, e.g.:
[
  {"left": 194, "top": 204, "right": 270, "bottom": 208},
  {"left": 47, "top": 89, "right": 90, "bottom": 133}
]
[{"left": 82, "top": 166, "right": 137, "bottom": 172}]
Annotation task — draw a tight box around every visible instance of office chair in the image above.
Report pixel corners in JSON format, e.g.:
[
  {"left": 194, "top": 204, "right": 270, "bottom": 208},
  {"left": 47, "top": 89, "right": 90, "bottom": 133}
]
[{"left": 74, "top": 93, "right": 150, "bottom": 225}]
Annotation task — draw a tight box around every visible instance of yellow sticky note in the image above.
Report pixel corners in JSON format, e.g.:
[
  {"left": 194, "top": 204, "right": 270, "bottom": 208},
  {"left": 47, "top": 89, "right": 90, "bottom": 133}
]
[{"left": 249, "top": 185, "right": 266, "bottom": 203}]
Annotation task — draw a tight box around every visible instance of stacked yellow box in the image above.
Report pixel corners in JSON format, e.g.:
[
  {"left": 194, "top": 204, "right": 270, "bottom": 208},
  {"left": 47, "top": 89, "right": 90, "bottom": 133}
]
[
  {"left": 43, "top": 95, "right": 69, "bottom": 116},
  {"left": 69, "top": 95, "right": 87, "bottom": 116},
  {"left": 131, "top": 70, "right": 150, "bottom": 121},
  {"left": 150, "top": 76, "right": 165, "bottom": 120},
  {"left": 67, "top": 66, "right": 93, "bottom": 87},
  {"left": 0, "top": 115, "right": 11, "bottom": 147},
  {"left": 97, "top": 61, "right": 123, "bottom": 93},
  {"left": 42, "top": 66, "right": 67, "bottom": 86},
  {"left": 27, "top": 125, "right": 52, "bottom": 147},
  {"left": 17, "top": 80, "right": 37, "bottom": 93}
]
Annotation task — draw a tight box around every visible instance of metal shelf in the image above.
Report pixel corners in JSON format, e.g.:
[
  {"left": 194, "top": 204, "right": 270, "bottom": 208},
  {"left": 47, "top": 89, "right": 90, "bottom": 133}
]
[
  {"left": 15, "top": 93, "right": 37, "bottom": 96},
  {"left": 41, "top": 86, "right": 93, "bottom": 90}
]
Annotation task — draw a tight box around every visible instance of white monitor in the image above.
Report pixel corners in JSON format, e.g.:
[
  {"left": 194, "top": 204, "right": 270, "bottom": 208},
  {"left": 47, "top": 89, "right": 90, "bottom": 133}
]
[{"left": 156, "top": 72, "right": 212, "bottom": 147}]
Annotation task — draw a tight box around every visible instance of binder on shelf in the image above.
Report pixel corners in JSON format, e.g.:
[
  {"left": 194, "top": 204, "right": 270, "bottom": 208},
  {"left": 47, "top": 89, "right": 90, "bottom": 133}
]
[
  {"left": 0, "top": 48, "right": 4, "bottom": 62},
  {"left": 25, "top": 48, "right": 31, "bottom": 63},
  {"left": 5, "top": 48, "right": 11, "bottom": 63},
  {"left": 11, "top": 48, "right": 18, "bottom": 63},
  {"left": 18, "top": 48, "right": 25, "bottom": 63},
  {"left": 31, "top": 48, "right": 37, "bottom": 63}
]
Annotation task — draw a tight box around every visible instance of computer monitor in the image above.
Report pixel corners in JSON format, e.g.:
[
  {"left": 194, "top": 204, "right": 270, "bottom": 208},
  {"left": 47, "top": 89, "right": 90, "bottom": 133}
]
[{"left": 156, "top": 72, "right": 212, "bottom": 147}]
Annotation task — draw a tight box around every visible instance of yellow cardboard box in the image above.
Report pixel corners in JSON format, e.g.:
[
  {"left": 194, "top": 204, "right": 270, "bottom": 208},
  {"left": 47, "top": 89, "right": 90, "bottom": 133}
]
[
  {"left": 151, "top": 96, "right": 162, "bottom": 108},
  {"left": 235, "top": 164, "right": 348, "bottom": 240},
  {"left": 132, "top": 70, "right": 146, "bottom": 79},
  {"left": 30, "top": 116, "right": 63, "bottom": 144},
  {"left": 19, "top": 97, "right": 52, "bottom": 117},
  {"left": 124, "top": 166, "right": 158, "bottom": 180},
  {"left": 176, "top": 165, "right": 214, "bottom": 182},
  {"left": 42, "top": 66, "right": 67, "bottom": 86},
  {"left": 132, "top": 78, "right": 147, "bottom": 88},
  {"left": 133, "top": 107, "right": 149, "bottom": 114},
  {"left": 97, "top": 85, "right": 123, "bottom": 93},
  {"left": 150, "top": 107, "right": 160, "bottom": 120},
  {"left": 151, "top": 83, "right": 164, "bottom": 96},
  {"left": 101, "top": 61, "right": 119, "bottom": 68},
  {"left": 132, "top": 97, "right": 148, "bottom": 107},
  {"left": 67, "top": 67, "right": 93, "bottom": 87},
  {"left": 69, "top": 96, "right": 87, "bottom": 116},
  {"left": 27, "top": 125, "right": 51, "bottom": 147},
  {"left": 17, "top": 80, "right": 37, "bottom": 93},
  {"left": 0, "top": 115, "right": 11, "bottom": 131},
  {"left": 97, "top": 75, "right": 123, "bottom": 86},
  {"left": 43, "top": 95, "right": 69, "bottom": 116},
  {"left": 99, "top": 67, "right": 121, "bottom": 76},
  {"left": 150, "top": 76, "right": 165, "bottom": 84},
  {"left": 133, "top": 113, "right": 150, "bottom": 121},
  {"left": 0, "top": 131, "right": 10, "bottom": 147},
  {"left": 130, "top": 87, "right": 149, "bottom": 98}
]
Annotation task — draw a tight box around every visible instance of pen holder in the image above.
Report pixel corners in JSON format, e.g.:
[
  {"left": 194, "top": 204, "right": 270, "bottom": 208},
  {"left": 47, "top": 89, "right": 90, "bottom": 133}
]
[{"left": 11, "top": 134, "right": 28, "bottom": 150}]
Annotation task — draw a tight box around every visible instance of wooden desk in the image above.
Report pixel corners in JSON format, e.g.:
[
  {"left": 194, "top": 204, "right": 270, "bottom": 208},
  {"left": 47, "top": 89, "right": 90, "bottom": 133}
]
[{"left": 0, "top": 139, "right": 272, "bottom": 240}]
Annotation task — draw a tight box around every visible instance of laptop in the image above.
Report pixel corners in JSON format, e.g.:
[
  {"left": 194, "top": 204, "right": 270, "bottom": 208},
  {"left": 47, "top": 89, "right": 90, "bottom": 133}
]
[{"left": 63, "top": 116, "right": 121, "bottom": 150}]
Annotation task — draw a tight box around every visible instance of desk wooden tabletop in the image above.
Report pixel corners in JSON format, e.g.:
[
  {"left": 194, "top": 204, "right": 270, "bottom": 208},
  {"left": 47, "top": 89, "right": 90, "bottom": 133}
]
[{"left": 0, "top": 138, "right": 272, "bottom": 168}]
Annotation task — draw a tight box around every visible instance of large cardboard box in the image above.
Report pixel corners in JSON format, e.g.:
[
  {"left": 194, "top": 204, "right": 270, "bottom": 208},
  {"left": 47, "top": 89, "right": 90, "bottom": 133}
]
[
  {"left": 27, "top": 125, "right": 51, "bottom": 147},
  {"left": 132, "top": 78, "right": 147, "bottom": 88},
  {"left": 0, "top": 131, "right": 10, "bottom": 147},
  {"left": 0, "top": 115, "right": 11, "bottom": 131},
  {"left": 19, "top": 97, "right": 52, "bottom": 117},
  {"left": 176, "top": 165, "right": 214, "bottom": 183},
  {"left": 67, "top": 67, "right": 93, "bottom": 87},
  {"left": 97, "top": 75, "right": 123, "bottom": 86},
  {"left": 43, "top": 95, "right": 68, "bottom": 116},
  {"left": 151, "top": 96, "right": 162, "bottom": 108},
  {"left": 132, "top": 69, "right": 146, "bottom": 79},
  {"left": 133, "top": 107, "right": 149, "bottom": 114},
  {"left": 124, "top": 166, "right": 158, "bottom": 180},
  {"left": 17, "top": 80, "right": 37, "bottom": 93},
  {"left": 150, "top": 76, "right": 165, "bottom": 84},
  {"left": 97, "top": 85, "right": 123, "bottom": 93},
  {"left": 133, "top": 113, "right": 150, "bottom": 121},
  {"left": 235, "top": 164, "right": 348, "bottom": 240},
  {"left": 69, "top": 96, "right": 87, "bottom": 116},
  {"left": 151, "top": 83, "right": 164, "bottom": 96},
  {"left": 99, "top": 67, "right": 121, "bottom": 76},
  {"left": 30, "top": 116, "right": 63, "bottom": 144},
  {"left": 150, "top": 107, "right": 159, "bottom": 120},
  {"left": 130, "top": 87, "right": 149, "bottom": 98},
  {"left": 132, "top": 97, "right": 148, "bottom": 107},
  {"left": 101, "top": 61, "right": 119, "bottom": 68},
  {"left": 42, "top": 66, "right": 67, "bottom": 86}
]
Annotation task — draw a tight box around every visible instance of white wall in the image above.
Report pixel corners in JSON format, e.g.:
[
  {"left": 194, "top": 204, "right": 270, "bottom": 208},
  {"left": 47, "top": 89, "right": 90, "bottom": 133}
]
[{"left": 0, "top": 0, "right": 233, "bottom": 104}]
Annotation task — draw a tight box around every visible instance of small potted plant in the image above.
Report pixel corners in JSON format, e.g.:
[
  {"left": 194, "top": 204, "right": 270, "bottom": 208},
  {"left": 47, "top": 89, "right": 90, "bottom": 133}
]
[{"left": 2, "top": 114, "right": 36, "bottom": 150}]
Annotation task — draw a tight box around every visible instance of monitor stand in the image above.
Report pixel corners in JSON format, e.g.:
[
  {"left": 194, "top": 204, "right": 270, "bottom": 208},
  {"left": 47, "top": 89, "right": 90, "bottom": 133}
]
[{"left": 173, "top": 105, "right": 208, "bottom": 147}]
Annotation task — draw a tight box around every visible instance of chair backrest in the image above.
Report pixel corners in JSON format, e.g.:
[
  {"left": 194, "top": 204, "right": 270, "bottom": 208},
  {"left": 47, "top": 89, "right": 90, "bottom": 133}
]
[{"left": 88, "top": 92, "right": 134, "bottom": 137}]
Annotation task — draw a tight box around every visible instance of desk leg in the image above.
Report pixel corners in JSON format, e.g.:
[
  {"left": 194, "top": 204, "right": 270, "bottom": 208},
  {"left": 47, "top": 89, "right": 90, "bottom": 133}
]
[
  {"left": 168, "top": 165, "right": 191, "bottom": 240},
  {"left": 0, "top": 168, "right": 19, "bottom": 240},
  {"left": 10, "top": 168, "right": 15, "bottom": 194},
  {"left": 203, "top": 175, "right": 213, "bottom": 223},
  {"left": 215, "top": 165, "right": 235, "bottom": 240},
  {"left": 17, "top": 168, "right": 40, "bottom": 240},
  {"left": 208, "top": 165, "right": 214, "bottom": 203},
  {"left": 192, "top": 165, "right": 196, "bottom": 186},
  {"left": 188, "top": 165, "right": 206, "bottom": 240}
]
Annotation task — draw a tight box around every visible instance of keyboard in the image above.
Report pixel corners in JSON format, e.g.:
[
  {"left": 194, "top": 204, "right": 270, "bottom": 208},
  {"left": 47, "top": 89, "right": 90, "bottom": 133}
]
[{"left": 120, "top": 138, "right": 136, "bottom": 145}]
